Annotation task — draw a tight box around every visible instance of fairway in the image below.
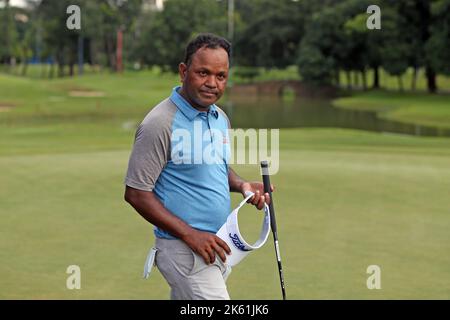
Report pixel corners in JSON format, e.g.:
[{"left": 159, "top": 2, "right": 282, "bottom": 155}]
[
  {"left": 1, "top": 128, "right": 450, "bottom": 299},
  {"left": 334, "top": 90, "right": 450, "bottom": 129},
  {"left": 1, "top": 72, "right": 450, "bottom": 299}
]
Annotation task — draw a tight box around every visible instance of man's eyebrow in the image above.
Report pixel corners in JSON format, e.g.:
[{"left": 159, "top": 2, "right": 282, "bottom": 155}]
[
  {"left": 195, "top": 67, "right": 211, "bottom": 74},
  {"left": 195, "top": 67, "right": 227, "bottom": 75}
]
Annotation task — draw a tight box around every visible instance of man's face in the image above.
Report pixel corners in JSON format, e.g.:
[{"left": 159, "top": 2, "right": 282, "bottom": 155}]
[{"left": 179, "top": 47, "right": 229, "bottom": 110}]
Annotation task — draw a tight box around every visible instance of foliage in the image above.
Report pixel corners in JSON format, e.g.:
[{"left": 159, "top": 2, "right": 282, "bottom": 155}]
[
  {"left": 426, "top": 0, "right": 450, "bottom": 75},
  {"left": 131, "top": 0, "right": 226, "bottom": 72},
  {"left": 0, "top": 0, "right": 448, "bottom": 92},
  {"left": 297, "top": 43, "right": 334, "bottom": 86}
]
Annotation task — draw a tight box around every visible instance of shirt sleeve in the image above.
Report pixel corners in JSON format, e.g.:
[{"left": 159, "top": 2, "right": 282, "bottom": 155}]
[{"left": 124, "top": 120, "right": 171, "bottom": 192}]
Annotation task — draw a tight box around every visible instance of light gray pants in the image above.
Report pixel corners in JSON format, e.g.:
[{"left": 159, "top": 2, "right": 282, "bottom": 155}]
[{"left": 155, "top": 237, "right": 231, "bottom": 300}]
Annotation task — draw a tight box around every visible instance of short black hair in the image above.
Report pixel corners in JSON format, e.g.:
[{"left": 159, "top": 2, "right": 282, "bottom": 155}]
[{"left": 184, "top": 33, "right": 231, "bottom": 66}]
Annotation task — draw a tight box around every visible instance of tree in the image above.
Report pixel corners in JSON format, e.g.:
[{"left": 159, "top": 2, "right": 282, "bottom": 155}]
[
  {"left": 37, "top": 0, "right": 80, "bottom": 77},
  {"left": 295, "top": 5, "right": 340, "bottom": 86},
  {"left": 376, "top": 7, "right": 410, "bottom": 91},
  {"left": 14, "top": 8, "right": 35, "bottom": 76},
  {"left": 426, "top": 0, "right": 450, "bottom": 76},
  {"left": 389, "top": 0, "right": 438, "bottom": 93},
  {"left": 297, "top": 43, "right": 334, "bottom": 86},
  {"left": 132, "top": 0, "right": 226, "bottom": 72},
  {"left": 0, "top": 0, "right": 19, "bottom": 70},
  {"left": 234, "top": 0, "right": 304, "bottom": 68},
  {"left": 296, "top": 0, "right": 373, "bottom": 88},
  {"left": 343, "top": 2, "right": 412, "bottom": 91},
  {"left": 344, "top": 10, "right": 384, "bottom": 89}
]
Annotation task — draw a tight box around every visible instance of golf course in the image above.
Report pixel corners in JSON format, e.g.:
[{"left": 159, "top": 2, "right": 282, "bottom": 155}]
[{"left": 1, "top": 69, "right": 449, "bottom": 299}]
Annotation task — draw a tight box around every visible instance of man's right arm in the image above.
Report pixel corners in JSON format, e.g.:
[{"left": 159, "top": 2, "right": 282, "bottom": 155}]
[{"left": 124, "top": 186, "right": 231, "bottom": 264}]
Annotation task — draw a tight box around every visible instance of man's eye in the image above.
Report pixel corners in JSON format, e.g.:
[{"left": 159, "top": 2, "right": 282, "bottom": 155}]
[
  {"left": 199, "top": 71, "right": 207, "bottom": 76},
  {"left": 217, "top": 75, "right": 226, "bottom": 81}
]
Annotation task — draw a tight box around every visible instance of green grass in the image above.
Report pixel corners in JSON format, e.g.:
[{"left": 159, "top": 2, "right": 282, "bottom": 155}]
[
  {"left": 1, "top": 71, "right": 450, "bottom": 299},
  {"left": 0, "top": 69, "right": 177, "bottom": 123},
  {"left": 334, "top": 90, "right": 450, "bottom": 129}
]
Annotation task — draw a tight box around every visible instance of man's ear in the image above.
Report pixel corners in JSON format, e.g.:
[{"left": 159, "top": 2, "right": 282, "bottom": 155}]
[{"left": 179, "top": 63, "right": 187, "bottom": 82}]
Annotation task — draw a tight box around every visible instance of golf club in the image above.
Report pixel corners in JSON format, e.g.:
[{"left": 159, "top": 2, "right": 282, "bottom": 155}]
[{"left": 261, "top": 160, "right": 286, "bottom": 300}]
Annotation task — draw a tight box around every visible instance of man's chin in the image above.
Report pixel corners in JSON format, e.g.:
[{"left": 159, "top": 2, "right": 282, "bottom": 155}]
[{"left": 196, "top": 97, "right": 218, "bottom": 108}]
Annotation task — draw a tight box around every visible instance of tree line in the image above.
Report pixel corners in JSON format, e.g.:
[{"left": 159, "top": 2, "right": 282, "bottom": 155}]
[{"left": 0, "top": 0, "right": 448, "bottom": 93}]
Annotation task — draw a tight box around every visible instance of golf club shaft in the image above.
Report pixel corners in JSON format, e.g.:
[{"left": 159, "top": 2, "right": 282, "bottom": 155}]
[{"left": 261, "top": 161, "right": 286, "bottom": 300}]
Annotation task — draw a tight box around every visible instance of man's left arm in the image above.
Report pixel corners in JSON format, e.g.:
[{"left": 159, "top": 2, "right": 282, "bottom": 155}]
[{"left": 228, "top": 167, "right": 274, "bottom": 210}]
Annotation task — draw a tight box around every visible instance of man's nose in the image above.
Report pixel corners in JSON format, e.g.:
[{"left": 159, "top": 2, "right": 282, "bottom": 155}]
[{"left": 204, "top": 75, "right": 217, "bottom": 88}]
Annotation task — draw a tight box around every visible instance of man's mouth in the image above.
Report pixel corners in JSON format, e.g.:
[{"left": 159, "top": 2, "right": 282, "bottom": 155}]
[{"left": 200, "top": 90, "right": 217, "bottom": 97}]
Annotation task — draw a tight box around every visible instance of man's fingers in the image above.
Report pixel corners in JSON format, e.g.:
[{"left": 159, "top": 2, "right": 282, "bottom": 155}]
[
  {"left": 200, "top": 250, "right": 211, "bottom": 265},
  {"left": 216, "top": 236, "right": 231, "bottom": 254},
  {"left": 205, "top": 247, "right": 215, "bottom": 264},
  {"left": 212, "top": 242, "right": 227, "bottom": 263},
  {"left": 251, "top": 190, "right": 260, "bottom": 205},
  {"left": 257, "top": 195, "right": 265, "bottom": 210},
  {"left": 243, "top": 186, "right": 272, "bottom": 209},
  {"left": 264, "top": 192, "right": 271, "bottom": 205}
]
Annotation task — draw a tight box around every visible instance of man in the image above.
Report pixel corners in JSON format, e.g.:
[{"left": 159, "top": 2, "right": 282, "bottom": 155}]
[{"left": 124, "top": 33, "right": 273, "bottom": 300}]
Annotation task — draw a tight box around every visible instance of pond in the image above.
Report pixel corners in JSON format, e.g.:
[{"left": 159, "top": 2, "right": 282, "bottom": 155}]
[{"left": 220, "top": 96, "right": 450, "bottom": 137}]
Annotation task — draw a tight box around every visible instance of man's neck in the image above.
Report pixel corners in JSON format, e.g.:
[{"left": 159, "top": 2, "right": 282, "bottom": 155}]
[{"left": 178, "top": 87, "right": 210, "bottom": 112}]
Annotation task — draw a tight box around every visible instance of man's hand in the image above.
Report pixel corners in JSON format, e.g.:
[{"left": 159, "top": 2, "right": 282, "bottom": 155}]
[
  {"left": 181, "top": 229, "right": 231, "bottom": 265},
  {"left": 125, "top": 187, "right": 230, "bottom": 265},
  {"left": 240, "top": 181, "right": 274, "bottom": 210}
]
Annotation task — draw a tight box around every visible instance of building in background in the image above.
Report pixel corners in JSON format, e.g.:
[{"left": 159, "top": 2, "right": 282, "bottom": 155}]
[{"left": 142, "top": 0, "right": 166, "bottom": 12}]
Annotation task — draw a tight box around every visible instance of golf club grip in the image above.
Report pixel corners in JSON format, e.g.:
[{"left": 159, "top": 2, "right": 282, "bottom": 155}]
[{"left": 261, "top": 163, "right": 277, "bottom": 234}]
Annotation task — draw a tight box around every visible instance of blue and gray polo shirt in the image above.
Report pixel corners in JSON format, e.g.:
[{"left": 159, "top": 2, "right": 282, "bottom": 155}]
[{"left": 125, "top": 86, "right": 232, "bottom": 239}]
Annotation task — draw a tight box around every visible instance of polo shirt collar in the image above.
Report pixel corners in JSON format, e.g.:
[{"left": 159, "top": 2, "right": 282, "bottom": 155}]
[{"left": 170, "top": 86, "right": 219, "bottom": 121}]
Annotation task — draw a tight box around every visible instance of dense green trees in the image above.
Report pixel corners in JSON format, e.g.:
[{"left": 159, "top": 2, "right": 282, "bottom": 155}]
[
  {"left": 131, "top": 0, "right": 226, "bottom": 72},
  {"left": 0, "top": 0, "right": 448, "bottom": 92},
  {"left": 0, "top": 0, "right": 19, "bottom": 67},
  {"left": 294, "top": 0, "right": 448, "bottom": 92},
  {"left": 426, "top": 0, "right": 450, "bottom": 77},
  {"left": 233, "top": 0, "right": 304, "bottom": 68}
]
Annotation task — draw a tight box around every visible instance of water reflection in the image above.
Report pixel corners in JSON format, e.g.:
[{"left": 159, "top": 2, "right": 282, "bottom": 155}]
[{"left": 220, "top": 96, "right": 450, "bottom": 137}]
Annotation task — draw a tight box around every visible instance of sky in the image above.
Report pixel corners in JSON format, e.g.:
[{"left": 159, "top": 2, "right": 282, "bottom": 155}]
[{"left": 9, "top": 0, "right": 29, "bottom": 8}]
